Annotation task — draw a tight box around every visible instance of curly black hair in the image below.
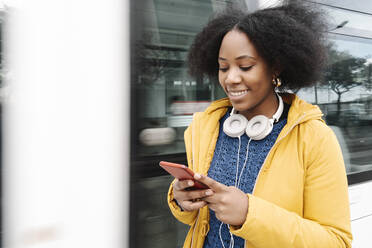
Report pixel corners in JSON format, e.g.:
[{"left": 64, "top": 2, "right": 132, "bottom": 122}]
[{"left": 188, "top": 0, "right": 329, "bottom": 90}]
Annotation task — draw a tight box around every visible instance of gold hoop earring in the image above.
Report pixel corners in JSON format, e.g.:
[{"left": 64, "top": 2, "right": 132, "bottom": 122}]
[{"left": 272, "top": 78, "right": 282, "bottom": 87}]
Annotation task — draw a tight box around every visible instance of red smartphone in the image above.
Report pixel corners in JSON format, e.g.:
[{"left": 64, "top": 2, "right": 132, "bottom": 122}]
[{"left": 159, "top": 161, "right": 209, "bottom": 190}]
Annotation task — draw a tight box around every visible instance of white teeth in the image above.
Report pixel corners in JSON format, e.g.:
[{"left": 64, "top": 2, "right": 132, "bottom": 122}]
[{"left": 229, "top": 90, "right": 248, "bottom": 96}]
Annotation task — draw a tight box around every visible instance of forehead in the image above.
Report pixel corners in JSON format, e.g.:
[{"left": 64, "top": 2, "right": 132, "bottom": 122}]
[{"left": 218, "top": 30, "right": 259, "bottom": 59}]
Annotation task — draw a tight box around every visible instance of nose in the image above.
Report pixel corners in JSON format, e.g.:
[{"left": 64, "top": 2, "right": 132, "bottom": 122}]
[{"left": 225, "top": 67, "right": 242, "bottom": 84}]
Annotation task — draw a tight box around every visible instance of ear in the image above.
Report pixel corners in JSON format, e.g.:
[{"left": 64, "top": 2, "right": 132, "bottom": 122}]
[{"left": 272, "top": 60, "right": 283, "bottom": 78}]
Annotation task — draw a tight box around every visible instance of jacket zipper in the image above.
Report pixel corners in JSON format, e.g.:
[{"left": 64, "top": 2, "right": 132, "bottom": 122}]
[
  {"left": 191, "top": 112, "right": 204, "bottom": 248},
  {"left": 245, "top": 113, "right": 306, "bottom": 248},
  {"left": 191, "top": 211, "right": 200, "bottom": 248}
]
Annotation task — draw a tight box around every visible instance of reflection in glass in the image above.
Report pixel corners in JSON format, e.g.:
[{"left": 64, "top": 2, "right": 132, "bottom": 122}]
[
  {"left": 312, "top": 0, "right": 372, "bottom": 17},
  {"left": 131, "top": 1, "right": 372, "bottom": 248},
  {"left": 298, "top": 35, "right": 372, "bottom": 174},
  {"left": 132, "top": 0, "right": 246, "bottom": 157}
]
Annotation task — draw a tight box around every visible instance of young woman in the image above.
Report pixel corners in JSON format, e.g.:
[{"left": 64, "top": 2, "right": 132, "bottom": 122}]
[{"left": 167, "top": 1, "right": 352, "bottom": 247}]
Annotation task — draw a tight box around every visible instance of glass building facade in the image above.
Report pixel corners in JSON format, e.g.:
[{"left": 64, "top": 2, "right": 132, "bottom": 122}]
[{"left": 130, "top": 0, "right": 372, "bottom": 247}]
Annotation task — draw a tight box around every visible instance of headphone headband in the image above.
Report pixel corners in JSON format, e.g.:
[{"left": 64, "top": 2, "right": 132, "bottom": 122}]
[
  {"left": 230, "top": 93, "right": 284, "bottom": 122},
  {"left": 272, "top": 93, "right": 284, "bottom": 123},
  {"left": 224, "top": 92, "right": 284, "bottom": 140}
]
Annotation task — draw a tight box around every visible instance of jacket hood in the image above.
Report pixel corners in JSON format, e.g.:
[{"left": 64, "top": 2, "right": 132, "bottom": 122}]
[
  {"left": 204, "top": 93, "right": 324, "bottom": 126},
  {"left": 281, "top": 93, "right": 324, "bottom": 125}
]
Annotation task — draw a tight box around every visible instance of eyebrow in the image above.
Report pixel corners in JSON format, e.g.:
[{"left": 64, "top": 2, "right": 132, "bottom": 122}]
[{"left": 218, "top": 55, "right": 256, "bottom": 61}]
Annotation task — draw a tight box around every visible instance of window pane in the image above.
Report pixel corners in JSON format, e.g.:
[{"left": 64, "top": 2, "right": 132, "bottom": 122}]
[
  {"left": 312, "top": 0, "right": 372, "bottom": 15},
  {"left": 130, "top": 1, "right": 250, "bottom": 248},
  {"left": 297, "top": 3, "right": 372, "bottom": 174},
  {"left": 132, "top": 0, "right": 249, "bottom": 157}
]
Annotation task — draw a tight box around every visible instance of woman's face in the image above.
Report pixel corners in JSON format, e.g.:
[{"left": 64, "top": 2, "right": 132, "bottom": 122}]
[{"left": 218, "top": 29, "right": 277, "bottom": 120}]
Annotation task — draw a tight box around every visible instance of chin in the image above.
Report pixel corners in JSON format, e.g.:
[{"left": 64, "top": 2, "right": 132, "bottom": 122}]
[{"left": 230, "top": 102, "right": 250, "bottom": 112}]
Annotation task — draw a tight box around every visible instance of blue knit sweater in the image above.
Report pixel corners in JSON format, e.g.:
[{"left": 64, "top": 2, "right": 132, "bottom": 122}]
[{"left": 203, "top": 107, "right": 288, "bottom": 248}]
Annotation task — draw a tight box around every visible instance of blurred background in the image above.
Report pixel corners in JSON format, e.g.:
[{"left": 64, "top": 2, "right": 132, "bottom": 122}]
[{"left": 130, "top": 0, "right": 372, "bottom": 247}]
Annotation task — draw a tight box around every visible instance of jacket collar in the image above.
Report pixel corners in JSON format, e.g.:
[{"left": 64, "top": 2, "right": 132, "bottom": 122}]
[{"left": 281, "top": 93, "right": 324, "bottom": 125}]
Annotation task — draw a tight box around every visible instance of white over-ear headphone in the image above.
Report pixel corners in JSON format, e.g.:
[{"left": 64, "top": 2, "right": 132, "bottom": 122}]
[{"left": 223, "top": 93, "right": 284, "bottom": 140}]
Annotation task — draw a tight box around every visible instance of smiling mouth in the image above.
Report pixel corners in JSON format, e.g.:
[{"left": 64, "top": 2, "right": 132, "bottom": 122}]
[{"left": 228, "top": 90, "right": 248, "bottom": 96}]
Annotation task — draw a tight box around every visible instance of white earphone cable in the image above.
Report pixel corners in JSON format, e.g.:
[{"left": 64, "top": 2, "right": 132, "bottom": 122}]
[
  {"left": 237, "top": 138, "right": 252, "bottom": 188},
  {"left": 220, "top": 137, "right": 251, "bottom": 248},
  {"left": 219, "top": 222, "right": 226, "bottom": 248},
  {"left": 219, "top": 95, "right": 282, "bottom": 247},
  {"left": 229, "top": 227, "right": 235, "bottom": 248},
  {"left": 234, "top": 136, "right": 241, "bottom": 187},
  {"left": 219, "top": 222, "right": 235, "bottom": 248}
]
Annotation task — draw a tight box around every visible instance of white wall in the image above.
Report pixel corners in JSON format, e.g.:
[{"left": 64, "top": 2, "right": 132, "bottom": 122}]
[
  {"left": 349, "top": 180, "right": 372, "bottom": 248},
  {"left": 3, "top": 0, "right": 129, "bottom": 247}
]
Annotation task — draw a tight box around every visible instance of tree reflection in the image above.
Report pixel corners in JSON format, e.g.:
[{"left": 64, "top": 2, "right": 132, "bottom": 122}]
[{"left": 324, "top": 44, "right": 367, "bottom": 118}]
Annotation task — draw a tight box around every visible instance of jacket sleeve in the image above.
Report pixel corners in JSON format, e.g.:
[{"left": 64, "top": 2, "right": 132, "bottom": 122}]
[
  {"left": 167, "top": 179, "right": 199, "bottom": 225},
  {"left": 167, "top": 122, "right": 199, "bottom": 225},
  {"left": 230, "top": 122, "right": 352, "bottom": 248}
]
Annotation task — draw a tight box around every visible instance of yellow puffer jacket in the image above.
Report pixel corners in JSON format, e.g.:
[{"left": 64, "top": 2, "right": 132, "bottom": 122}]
[{"left": 167, "top": 93, "right": 352, "bottom": 248}]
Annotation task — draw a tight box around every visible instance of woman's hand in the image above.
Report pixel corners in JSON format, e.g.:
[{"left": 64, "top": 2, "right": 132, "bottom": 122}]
[
  {"left": 195, "top": 173, "right": 249, "bottom": 227},
  {"left": 172, "top": 179, "right": 211, "bottom": 212}
]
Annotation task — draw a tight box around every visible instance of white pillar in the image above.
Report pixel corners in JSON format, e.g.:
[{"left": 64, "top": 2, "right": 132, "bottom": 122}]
[
  {"left": 258, "top": 0, "right": 282, "bottom": 9},
  {"left": 3, "top": 0, "right": 129, "bottom": 247}
]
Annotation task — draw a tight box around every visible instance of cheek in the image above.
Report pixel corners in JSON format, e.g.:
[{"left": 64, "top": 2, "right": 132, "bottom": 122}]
[
  {"left": 241, "top": 73, "right": 259, "bottom": 88},
  {"left": 243, "top": 71, "right": 271, "bottom": 89},
  {"left": 218, "top": 72, "right": 226, "bottom": 87}
]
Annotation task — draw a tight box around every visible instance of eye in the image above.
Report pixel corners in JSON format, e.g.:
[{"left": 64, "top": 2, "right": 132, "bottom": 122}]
[
  {"left": 240, "top": 66, "right": 253, "bottom": 71},
  {"left": 219, "top": 67, "right": 228, "bottom": 72}
]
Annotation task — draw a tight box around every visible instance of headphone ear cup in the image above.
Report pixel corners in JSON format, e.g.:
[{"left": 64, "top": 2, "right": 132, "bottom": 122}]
[
  {"left": 223, "top": 114, "right": 248, "bottom": 138},
  {"left": 245, "top": 115, "right": 273, "bottom": 140}
]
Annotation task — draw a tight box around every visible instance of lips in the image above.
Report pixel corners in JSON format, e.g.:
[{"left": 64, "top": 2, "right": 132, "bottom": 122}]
[{"left": 228, "top": 89, "right": 248, "bottom": 97}]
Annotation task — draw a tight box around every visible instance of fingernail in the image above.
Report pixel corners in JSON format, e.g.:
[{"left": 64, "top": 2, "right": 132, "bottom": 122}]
[
  {"left": 205, "top": 190, "right": 213, "bottom": 196},
  {"left": 194, "top": 173, "right": 201, "bottom": 179},
  {"left": 188, "top": 181, "right": 194, "bottom": 186}
]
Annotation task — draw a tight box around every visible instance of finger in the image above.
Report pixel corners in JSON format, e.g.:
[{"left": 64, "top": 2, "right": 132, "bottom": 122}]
[
  {"left": 207, "top": 202, "right": 217, "bottom": 212},
  {"left": 194, "top": 173, "right": 225, "bottom": 192},
  {"left": 173, "top": 179, "right": 195, "bottom": 191},
  {"left": 182, "top": 200, "right": 207, "bottom": 211},
  {"left": 175, "top": 189, "right": 213, "bottom": 202},
  {"left": 186, "top": 189, "right": 214, "bottom": 200},
  {"left": 200, "top": 190, "right": 218, "bottom": 203}
]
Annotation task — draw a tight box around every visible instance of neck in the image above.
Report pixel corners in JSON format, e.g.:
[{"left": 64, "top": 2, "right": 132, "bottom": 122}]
[{"left": 239, "top": 91, "right": 279, "bottom": 121}]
